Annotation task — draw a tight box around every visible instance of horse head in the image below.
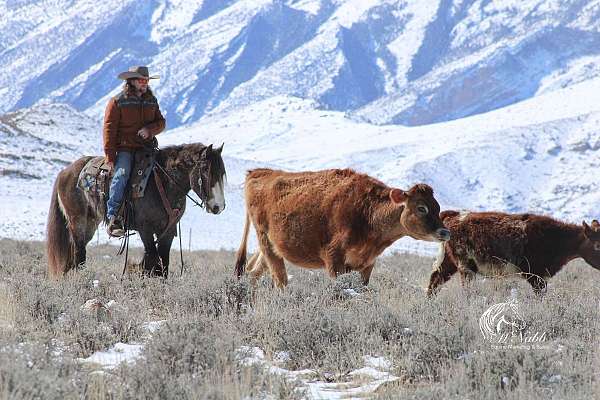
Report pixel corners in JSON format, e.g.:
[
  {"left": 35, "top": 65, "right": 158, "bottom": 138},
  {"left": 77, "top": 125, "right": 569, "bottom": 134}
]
[{"left": 190, "top": 143, "right": 227, "bottom": 214}]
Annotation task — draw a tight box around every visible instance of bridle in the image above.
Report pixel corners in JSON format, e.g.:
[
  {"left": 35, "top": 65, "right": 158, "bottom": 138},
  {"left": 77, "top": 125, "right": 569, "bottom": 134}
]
[
  {"left": 154, "top": 161, "right": 205, "bottom": 209},
  {"left": 152, "top": 148, "right": 208, "bottom": 209},
  {"left": 196, "top": 157, "right": 213, "bottom": 206}
]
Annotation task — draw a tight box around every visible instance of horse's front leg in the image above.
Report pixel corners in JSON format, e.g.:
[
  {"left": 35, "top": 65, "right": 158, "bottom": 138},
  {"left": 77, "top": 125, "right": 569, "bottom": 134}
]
[
  {"left": 157, "top": 229, "right": 176, "bottom": 278},
  {"left": 139, "top": 229, "right": 161, "bottom": 277}
]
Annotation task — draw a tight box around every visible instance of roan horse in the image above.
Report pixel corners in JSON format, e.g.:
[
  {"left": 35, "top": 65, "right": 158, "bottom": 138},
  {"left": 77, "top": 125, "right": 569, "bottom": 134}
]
[{"left": 46, "top": 143, "right": 226, "bottom": 278}]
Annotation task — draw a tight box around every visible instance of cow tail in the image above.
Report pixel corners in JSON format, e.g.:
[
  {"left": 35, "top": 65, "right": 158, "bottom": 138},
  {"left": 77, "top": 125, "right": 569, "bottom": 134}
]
[{"left": 234, "top": 208, "right": 251, "bottom": 278}]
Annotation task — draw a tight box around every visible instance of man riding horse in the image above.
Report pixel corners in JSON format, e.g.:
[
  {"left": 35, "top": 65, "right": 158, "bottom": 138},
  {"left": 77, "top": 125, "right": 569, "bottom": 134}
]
[
  {"left": 104, "top": 66, "right": 165, "bottom": 237},
  {"left": 47, "top": 66, "right": 227, "bottom": 278}
]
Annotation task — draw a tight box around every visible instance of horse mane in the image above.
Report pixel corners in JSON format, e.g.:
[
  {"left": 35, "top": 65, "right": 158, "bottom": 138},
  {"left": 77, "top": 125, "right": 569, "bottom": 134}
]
[
  {"left": 156, "top": 142, "right": 227, "bottom": 182},
  {"left": 157, "top": 143, "right": 206, "bottom": 171}
]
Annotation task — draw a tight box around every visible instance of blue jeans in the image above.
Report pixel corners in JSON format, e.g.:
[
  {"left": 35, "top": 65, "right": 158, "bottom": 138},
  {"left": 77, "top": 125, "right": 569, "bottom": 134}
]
[{"left": 106, "top": 151, "right": 133, "bottom": 219}]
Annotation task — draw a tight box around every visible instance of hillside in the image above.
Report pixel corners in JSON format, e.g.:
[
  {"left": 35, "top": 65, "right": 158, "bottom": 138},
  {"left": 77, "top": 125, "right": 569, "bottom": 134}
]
[
  {"left": 2, "top": 79, "right": 598, "bottom": 253},
  {"left": 2, "top": 0, "right": 599, "bottom": 128}
]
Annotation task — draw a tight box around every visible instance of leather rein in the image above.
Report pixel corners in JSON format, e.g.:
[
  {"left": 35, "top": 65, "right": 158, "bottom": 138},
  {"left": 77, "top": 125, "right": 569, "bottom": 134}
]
[{"left": 152, "top": 161, "right": 206, "bottom": 243}]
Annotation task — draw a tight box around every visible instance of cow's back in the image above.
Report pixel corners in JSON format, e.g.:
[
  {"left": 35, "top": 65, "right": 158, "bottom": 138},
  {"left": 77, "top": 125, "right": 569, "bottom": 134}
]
[
  {"left": 244, "top": 168, "right": 380, "bottom": 267},
  {"left": 444, "top": 211, "right": 529, "bottom": 267}
]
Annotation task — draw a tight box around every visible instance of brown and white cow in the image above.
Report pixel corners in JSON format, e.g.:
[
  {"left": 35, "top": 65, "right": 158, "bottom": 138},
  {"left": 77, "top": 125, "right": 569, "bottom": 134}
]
[
  {"left": 427, "top": 211, "right": 600, "bottom": 295},
  {"left": 234, "top": 168, "right": 450, "bottom": 287}
]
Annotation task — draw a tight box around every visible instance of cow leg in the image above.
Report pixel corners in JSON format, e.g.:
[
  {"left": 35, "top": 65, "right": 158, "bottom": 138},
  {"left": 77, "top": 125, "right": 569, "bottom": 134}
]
[
  {"left": 427, "top": 248, "right": 458, "bottom": 296},
  {"left": 459, "top": 269, "right": 475, "bottom": 286},
  {"left": 247, "top": 252, "right": 268, "bottom": 285},
  {"left": 246, "top": 252, "right": 261, "bottom": 272},
  {"left": 359, "top": 263, "right": 375, "bottom": 286},
  {"left": 324, "top": 236, "right": 350, "bottom": 278},
  {"left": 526, "top": 274, "right": 547, "bottom": 295},
  {"left": 157, "top": 231, "right": 175, "bottom": 278},
  {"left": 459, "top": 259, "right": 476, "bottom": 287},
  {"left": 258, "top": 232, "right": 288, "bottom": 288}
]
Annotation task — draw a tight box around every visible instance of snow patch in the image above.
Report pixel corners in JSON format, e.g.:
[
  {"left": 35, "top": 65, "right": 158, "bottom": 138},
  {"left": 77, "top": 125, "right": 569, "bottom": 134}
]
[{"left": 236, "top": 346, "right": 399, "bottom": 399}]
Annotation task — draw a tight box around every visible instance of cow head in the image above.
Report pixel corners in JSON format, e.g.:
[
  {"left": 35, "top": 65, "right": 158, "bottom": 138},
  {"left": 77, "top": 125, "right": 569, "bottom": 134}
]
[
  {"left": 390, "top": 184, "right": 450, "bottom": 242},
  {"left": 580, "top": 220, "right": 600, "bottom": 268}
]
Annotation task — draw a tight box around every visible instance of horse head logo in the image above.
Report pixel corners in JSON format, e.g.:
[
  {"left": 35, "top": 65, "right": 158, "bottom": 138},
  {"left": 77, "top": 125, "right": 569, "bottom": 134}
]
[{"left": 479, "top": 299, "right": 527, "bottom": 343}]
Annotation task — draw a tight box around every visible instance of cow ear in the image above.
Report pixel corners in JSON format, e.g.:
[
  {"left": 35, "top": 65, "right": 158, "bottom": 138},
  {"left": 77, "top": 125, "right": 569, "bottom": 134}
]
[
  {"left": 583, "top": 221, "right": 592, "bottom": 236},
  {"left": 390, "top": 189, "right": 407, "bottom": 204}
]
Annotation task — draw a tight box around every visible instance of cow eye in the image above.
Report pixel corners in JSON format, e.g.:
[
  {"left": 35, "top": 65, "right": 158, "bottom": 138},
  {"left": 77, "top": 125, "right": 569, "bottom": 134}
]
[{"left": 417, "top": 205, "right": 428, "bottom": 215}]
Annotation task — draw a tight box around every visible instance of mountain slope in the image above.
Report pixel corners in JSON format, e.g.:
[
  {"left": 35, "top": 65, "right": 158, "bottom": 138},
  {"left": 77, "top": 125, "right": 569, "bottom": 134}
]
[
  {"left": 2, "top": 0, "right": 600, "bottom": 129},
  {"left": 2, "top": 79, "right": 597, "bottom": 253}
]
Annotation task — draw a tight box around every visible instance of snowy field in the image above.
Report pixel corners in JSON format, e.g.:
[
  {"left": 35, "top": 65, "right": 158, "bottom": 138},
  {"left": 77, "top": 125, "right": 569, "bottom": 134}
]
[
  {"left": 1, "top": 240, "right": 599, "bottom": 399},
  {"left": 2, "top": 78, "right": 600, "bottom": 256}
]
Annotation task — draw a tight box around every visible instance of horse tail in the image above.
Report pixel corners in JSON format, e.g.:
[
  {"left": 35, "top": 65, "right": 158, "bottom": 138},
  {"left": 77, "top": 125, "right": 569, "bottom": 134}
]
[
  {"left": 46, "top": 176, "right": 74, "bottom": 278},
  {"left": 234, "top": 208, "right": 251, "bottom": 278}
]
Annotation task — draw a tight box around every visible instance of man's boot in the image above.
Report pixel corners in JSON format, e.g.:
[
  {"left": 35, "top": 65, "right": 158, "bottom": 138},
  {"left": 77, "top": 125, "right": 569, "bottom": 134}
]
[{"left": 107, "top": 216, "right": 126, "bottom": 238}]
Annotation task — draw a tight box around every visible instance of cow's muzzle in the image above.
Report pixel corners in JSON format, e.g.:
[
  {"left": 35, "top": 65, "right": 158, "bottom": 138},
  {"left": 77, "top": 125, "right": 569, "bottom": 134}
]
[{"left": 436, "top": 228, "right": 451, "bottom": 242}]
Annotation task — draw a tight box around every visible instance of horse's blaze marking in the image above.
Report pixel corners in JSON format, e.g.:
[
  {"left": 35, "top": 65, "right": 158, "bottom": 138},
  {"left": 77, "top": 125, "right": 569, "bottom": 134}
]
[{"left": 209, "top": 181, "right": 225, "bottom": 209}]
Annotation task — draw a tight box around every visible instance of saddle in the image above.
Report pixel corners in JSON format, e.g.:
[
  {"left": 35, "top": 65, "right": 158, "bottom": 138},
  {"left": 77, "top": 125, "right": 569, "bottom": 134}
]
[{"left": 78, "top": 148, "right": 156, "bottom": 201}]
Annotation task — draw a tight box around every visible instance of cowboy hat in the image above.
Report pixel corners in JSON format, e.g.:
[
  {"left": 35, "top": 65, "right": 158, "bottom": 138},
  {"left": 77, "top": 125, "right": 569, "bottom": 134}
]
[{"left": 117, "top": 66, "right": 159, "bottom": 80}]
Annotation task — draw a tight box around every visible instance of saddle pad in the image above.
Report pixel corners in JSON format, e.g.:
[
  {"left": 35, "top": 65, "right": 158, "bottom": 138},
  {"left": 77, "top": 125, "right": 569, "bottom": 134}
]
[
  {"left": 78, "top": 156, "right": 110, "bottom": 196},
  {"left": 77, "top": 149, "right": 156, "bottom": 199}
]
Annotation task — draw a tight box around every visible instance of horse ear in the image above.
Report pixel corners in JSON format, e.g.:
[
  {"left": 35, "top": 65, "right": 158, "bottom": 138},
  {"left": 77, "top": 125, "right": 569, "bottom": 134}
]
[
  {"left": 583, "top": 221, "right": 592, "bottom": 237},
  {"left": 201, "top": 144, "right": 212, "bottom": 158},
  {"left": 217, "top": 143, "right": 224, "bottom": 154}
]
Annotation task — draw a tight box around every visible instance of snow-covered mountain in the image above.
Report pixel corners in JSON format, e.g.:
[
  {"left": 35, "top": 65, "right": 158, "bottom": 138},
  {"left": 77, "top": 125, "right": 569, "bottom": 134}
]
[
  {"left": 2, "top": 0, "right": 600, "bottom": 128},
  {"left": 2, "top": 78, "right": 599, "bottom": 254},
  {"left": 0, "top": 103, "right": 101, "bottom": 240},
  {"left": 2, "top": 0, "right": 599, "bottom": 254}
]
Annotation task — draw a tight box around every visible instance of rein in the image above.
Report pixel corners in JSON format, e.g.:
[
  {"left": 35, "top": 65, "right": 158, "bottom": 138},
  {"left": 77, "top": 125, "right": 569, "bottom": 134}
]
[{"left": 153, "top": 161, "right": 205, "bottom": 209}]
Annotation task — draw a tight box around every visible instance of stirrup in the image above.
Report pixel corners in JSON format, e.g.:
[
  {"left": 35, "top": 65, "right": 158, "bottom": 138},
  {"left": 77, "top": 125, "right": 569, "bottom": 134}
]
[
  {"left": 107, "top": 217, "right": 125, "bottom": 238},
  {"left": 108, "top": 227, "right": 126, "bottom": 238}
]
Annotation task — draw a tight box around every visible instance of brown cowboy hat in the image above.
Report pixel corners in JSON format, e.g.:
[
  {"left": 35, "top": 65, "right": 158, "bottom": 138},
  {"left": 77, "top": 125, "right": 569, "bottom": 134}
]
[{"left": 117, "top": 66, "right": 159, "bottom": 80}]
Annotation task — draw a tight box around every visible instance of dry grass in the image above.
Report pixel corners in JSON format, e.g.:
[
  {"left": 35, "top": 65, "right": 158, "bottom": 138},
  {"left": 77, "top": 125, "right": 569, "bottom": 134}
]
[{"left": 0, "top": 238, "right": 599, "bottom": 399}]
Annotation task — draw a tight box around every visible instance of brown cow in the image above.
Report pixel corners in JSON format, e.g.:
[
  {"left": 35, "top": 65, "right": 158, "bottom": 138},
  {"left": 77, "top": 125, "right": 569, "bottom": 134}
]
[
  {"left": 234, "top": 168, "right": 450, "bottom": 287},
  {"left": 427, "top": 211, "right": 600, "bottom": 295}
]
